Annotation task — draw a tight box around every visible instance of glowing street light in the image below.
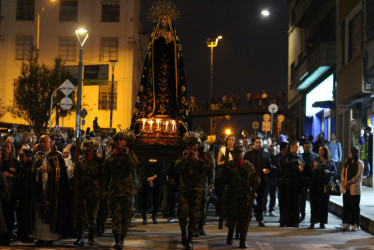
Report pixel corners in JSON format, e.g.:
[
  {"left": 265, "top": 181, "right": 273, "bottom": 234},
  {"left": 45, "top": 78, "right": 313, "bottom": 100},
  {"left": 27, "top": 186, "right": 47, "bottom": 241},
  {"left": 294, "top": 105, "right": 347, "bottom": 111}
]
[
  {"left": 261, "top": 9, "right": 270, "bottom": 17},
  {"left": 75, "top": 28, "right": 88, "bottom": 139},
  {"left": 225, "top": 129, "right": 231, "bottom": 135}
]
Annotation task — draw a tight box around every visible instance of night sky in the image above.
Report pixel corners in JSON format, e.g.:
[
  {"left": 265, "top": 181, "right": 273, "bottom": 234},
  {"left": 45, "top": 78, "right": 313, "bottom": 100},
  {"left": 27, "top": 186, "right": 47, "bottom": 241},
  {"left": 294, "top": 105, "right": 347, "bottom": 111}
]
[{"left": 139, "top": 0, "right": 289, "bottom": 136}]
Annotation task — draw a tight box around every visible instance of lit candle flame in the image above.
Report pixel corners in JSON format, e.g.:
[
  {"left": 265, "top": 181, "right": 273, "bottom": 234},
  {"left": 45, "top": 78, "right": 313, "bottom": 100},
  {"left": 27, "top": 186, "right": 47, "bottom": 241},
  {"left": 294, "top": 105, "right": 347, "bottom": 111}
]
[
  {"left": 148, "top": 120, "right": 154, "bottom": 131},
  {"left": 172, "top": 120, "right": 176, "bottom": 132},
  {"left": 142, "top": 118, "right": 147, "bottom": 130}
]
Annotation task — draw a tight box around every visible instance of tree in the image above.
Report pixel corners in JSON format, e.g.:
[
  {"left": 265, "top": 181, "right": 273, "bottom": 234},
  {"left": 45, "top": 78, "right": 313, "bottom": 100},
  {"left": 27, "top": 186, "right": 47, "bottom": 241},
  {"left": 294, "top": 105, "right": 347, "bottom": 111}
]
[{"left": 11, "top": 57, "right": 76, "bottom": 135}]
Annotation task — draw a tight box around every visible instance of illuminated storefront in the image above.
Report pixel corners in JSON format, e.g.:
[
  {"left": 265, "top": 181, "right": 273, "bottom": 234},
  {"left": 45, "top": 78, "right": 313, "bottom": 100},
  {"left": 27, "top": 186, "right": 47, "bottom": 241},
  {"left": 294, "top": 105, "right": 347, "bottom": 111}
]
[{"left": 304, "top": 74, "right": 335, "bottom": 141}]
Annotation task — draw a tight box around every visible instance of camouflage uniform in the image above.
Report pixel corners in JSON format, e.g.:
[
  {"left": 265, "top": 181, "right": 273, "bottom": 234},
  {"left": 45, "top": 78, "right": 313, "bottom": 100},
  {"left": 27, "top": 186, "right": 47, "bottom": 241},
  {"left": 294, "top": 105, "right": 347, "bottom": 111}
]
[
  {"left": 103, "top": 148, "right": 138, "bottom": 237},
  {"left": 176, "top": 153, "right": 206, "bottom": 232},
  {"left": 197, "top": 149, "right": 215, "bottom": 234},
  {"left": 223, "top": 159, "right": 255, "bottom": 232},
  {"left": 76, "top": 154, "right": 103, "bottom": 231}
]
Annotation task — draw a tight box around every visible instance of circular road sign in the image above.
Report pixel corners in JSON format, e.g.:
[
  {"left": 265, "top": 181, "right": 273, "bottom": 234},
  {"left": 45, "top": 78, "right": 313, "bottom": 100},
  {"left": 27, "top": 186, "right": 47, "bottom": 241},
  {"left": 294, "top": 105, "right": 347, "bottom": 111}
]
[
  {"left": 268, "top": 104, "right": 279, "bottom": 114},
  {"left": 60, "top": 97, "right": 73, "bottom": 110}
]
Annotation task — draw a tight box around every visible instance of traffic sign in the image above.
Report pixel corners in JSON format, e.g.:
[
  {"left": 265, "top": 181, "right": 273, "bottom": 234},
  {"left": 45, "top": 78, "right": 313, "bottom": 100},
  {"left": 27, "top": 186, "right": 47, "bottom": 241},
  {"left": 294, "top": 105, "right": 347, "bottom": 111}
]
[
  {"left": 59, "top": 97, "right": 73, "bottom": 110},
  {"left": 262, "top": 121, "right": 271, "bottom": 132},
  {"left": 59, "top": 79, "right": 75, "bottom": 96},
  {"left": 277, "top": 114, "right": 285, "bottom": 122},
  {"left": 268, "top": 104, "right": 278, "bottom": 114},
  {"left": 263, "top": 114, "right": 270, "bottom": 121},
  {"left": 81, "top": 108, "right": 88, "bottom": 119}
]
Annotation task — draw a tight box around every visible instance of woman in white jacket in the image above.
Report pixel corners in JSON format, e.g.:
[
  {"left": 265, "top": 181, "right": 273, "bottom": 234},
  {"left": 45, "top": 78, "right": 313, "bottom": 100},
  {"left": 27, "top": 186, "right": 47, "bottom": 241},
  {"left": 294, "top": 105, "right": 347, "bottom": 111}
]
[{"left": 341, "top": 147, "right": 364, "bottom": 231}]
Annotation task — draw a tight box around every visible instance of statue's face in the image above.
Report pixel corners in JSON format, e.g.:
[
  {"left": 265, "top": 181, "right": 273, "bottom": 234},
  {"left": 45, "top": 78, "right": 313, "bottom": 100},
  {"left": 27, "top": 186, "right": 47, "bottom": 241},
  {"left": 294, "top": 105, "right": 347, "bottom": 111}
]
[{"left": 160, "top": 15, "right": 168, "bottom": 28}]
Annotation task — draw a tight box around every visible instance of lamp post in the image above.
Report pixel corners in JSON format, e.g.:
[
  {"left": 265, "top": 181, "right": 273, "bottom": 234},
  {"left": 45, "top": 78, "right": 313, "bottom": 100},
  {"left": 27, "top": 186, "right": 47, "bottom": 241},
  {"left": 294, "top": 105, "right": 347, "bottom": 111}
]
[
  {"left": 206, "top": 35, "right": 222, "bottom": 134},
  {"left": 109, "top": 59, "right": 118, "bottom": 134},
  {"left": 73, "top": 28, "right": 88, "bottom": 232},
  {"left": 36, "top": 0, "right": 56, "bottom": 59},
  {"left": 75, "top": 28, "right": 88, "bottom": 139}
]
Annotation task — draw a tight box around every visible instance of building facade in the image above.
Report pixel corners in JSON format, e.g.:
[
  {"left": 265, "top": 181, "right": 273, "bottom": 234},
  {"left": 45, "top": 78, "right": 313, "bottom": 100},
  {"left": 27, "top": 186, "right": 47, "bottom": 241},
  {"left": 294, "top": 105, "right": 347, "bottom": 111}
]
[
  {"left": 288, "top": 0, "right": 374, "bottom": 186},
  {"left": 287, "top": 0, "right": 336, "bottom": 142},
  {"left": 0, "top": 0, "right": 144, "bottom": 132}
]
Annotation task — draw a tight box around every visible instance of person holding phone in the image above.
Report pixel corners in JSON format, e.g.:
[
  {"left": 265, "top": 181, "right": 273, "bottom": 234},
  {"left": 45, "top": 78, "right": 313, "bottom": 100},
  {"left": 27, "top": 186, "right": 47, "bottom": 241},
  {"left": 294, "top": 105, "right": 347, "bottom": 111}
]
[{"left": 309, "top": 145, "right": 336, "bottom": 229}]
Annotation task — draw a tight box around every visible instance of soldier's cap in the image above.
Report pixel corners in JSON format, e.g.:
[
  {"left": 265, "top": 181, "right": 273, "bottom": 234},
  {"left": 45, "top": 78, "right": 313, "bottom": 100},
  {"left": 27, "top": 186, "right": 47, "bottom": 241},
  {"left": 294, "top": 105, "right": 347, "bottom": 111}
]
[
  {"left": 183, "top": 132, "right": 200, "bottom": 146},
  {"left": 113, "top": 129, "right": 136, "bottom": 143},
  {"left": 81, "top": 139, "right": 98, "bottom": 151},
  {"left": 233, "top": 145, "right": 244, "bottom": 153}
]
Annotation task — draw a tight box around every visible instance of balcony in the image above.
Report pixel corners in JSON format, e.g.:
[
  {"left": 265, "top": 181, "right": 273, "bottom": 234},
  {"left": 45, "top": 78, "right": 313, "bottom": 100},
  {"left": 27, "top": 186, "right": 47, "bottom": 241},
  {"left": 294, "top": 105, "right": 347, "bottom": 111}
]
[{"left": 295, "top": 41, "right": 336, "bottom": 91}]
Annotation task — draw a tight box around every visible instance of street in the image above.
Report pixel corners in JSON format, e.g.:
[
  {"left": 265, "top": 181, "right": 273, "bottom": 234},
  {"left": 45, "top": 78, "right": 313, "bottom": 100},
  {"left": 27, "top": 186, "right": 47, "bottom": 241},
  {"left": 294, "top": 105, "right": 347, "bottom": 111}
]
[{"left": 6, "top": 205, "right": 374, "bottom": 250}]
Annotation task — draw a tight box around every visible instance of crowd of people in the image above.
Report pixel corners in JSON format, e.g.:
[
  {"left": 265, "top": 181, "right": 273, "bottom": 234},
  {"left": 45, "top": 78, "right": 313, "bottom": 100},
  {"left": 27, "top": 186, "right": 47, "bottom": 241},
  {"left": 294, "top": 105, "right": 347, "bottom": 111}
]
[
  {"left": 0, "top": 122, "right": 366, "bottom": 249},
  {"left": 188, "top": 90, "right": 288, "bottom": 112}
]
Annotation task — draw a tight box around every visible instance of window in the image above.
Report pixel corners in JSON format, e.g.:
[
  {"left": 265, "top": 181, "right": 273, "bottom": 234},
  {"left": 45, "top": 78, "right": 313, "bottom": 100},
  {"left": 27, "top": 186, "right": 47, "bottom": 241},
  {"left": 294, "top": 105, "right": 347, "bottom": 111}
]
[
  {"left": 59, "top": 0, "right": 78, "bottom": 22},
  {"left": 58, "top": 37, "right": 76, "bottom": 61},
  {"left": 290, "top": 62, "right": 295, "bottom": 86},
  {"left": 16, "top": 35, "right": 33, "bottom": 60},
  {"left": 16, "top": 0, "right": 34, "bottom": 21},
  {"left": 99, "top": 81, "right": 117, "bottom": 110},
  {"left": 101, "top": 1, "right": 120, "bottom": 22},
  {"left": 100, "top": 37, "right": 118, "bottom": 61}
]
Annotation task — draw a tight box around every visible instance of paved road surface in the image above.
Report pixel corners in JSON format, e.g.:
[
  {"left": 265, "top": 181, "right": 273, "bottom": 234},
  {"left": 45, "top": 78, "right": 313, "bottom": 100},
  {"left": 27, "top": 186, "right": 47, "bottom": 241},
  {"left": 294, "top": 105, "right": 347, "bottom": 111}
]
[{"left": 5, "top": 205, "right": 374, "bottom": 249}]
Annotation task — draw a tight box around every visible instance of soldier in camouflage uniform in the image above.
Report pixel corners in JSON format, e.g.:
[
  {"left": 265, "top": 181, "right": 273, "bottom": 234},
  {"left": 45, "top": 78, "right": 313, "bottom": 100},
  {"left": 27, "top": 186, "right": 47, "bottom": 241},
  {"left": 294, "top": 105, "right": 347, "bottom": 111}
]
[
  {"left": 196, "top": 133, "right": 215, "bottom": 236},
  {"left": 103, "top": 130, "right": 138, "bottom": 250},
  {"left": 223, "top": 145, "right": 259, "bottom": 249},
  {"left": 176, "top": 132, "right": 206, "bottom": 250},
  {"left": 74, "top": 139, "right": 103, "bottom": 247}
]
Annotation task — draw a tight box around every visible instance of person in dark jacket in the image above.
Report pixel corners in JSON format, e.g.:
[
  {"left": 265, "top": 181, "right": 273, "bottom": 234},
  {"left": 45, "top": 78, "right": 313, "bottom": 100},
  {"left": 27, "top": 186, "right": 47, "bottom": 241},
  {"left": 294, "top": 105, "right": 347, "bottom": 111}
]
[
  {"left": 300, "top": 141, "right": 318, "bottom": 222},
  {"left": 263, "top": 145, "right": 278, "bottom": 217},
  {"left": 0, "top": 144, "right": 8, "bottom": 246},
  {"left": 17, "top": 148, "right": 34, "bottom": 242},
  {"left": 243, "top": 138, "right": 271, "bottom": 227},
  {"left": 281, "top": 140, "right": 304, "bottom": 227},
  {"left": 309, "top": 145, "right": 337, "bottom": 229},
  {"left": 276, "top": 141, "right": 288, "bottom": 227},
  {"left": 1, "top": 140, "right": 21, "bottom": 241}
]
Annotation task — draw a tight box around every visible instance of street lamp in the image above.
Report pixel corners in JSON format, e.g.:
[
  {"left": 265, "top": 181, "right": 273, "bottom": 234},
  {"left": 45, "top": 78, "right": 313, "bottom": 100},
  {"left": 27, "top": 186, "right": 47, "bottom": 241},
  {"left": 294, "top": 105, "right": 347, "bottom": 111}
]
[
  {"left": 109, "top": 59, "right": 118, "bottom": 133},
  {"left": 75, "top": 28, "right": 88, "bottom": 139},
  {"left": 206, "top": 35, "right": 222, "bottom": 135},
  {"left": 73, "top": 27, "right": 88, "bottom": 232},
  {"left": 36, "top": 0, "right": 56, "bottom": 59},
  {"left": 261, "top": 9, "right": 270, "bottom": 17}
]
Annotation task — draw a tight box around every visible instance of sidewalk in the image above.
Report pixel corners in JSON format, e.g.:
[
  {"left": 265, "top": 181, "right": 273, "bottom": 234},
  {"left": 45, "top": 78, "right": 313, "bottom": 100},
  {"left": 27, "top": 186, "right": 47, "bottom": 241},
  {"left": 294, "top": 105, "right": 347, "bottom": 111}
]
[{"left": 328, "top": 184, "right": 374, "bottom": 234}]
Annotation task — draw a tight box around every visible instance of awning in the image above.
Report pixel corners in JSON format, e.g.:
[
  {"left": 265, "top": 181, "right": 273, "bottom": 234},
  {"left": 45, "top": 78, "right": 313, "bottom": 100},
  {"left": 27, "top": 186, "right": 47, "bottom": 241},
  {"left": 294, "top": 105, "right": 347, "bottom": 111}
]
[
  {"left": 342, "top": 94, "right": 373, "bottom": 108},
  {"left": 312, "top": 100, "right": 334, "bottom": 109}
]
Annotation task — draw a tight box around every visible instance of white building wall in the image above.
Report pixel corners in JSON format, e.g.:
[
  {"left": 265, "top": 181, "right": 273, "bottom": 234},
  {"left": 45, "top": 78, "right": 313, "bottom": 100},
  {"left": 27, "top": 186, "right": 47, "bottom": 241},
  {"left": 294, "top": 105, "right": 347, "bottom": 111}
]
[{"left": 0, "top": 0, "right": 141, "bottom": 131}]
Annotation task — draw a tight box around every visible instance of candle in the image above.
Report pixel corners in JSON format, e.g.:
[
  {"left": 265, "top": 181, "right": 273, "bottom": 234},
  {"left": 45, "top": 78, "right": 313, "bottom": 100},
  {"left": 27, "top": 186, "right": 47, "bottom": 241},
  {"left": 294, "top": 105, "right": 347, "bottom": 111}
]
[
  {"left": 172, "top": 120, "right": 176, "bottom": 132},
  {"left": 142, "top": 118, "right": 147, "bottom": 130},
  {"left": 148, "top": 120, "right": 154, "bottom": 131},
  {"left": 165, "top": 121, "right": 169, "bottom": 131},
  {"left": 156, "top": 119, "right": 161, "bottom": 130}
]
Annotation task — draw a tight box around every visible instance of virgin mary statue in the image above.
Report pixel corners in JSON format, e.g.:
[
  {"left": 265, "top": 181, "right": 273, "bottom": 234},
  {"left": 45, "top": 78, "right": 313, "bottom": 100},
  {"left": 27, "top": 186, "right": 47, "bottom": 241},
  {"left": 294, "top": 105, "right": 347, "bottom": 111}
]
[{"left": 131, "top": 1, "right": 188, "bottom": 132}]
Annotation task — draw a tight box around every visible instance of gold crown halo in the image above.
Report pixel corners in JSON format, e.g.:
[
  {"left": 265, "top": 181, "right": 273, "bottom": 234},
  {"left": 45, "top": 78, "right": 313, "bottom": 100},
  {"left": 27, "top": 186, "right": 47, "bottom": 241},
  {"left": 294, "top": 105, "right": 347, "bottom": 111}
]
[{"left": 148, "top": 0, "right": 180, "bottom": 23}]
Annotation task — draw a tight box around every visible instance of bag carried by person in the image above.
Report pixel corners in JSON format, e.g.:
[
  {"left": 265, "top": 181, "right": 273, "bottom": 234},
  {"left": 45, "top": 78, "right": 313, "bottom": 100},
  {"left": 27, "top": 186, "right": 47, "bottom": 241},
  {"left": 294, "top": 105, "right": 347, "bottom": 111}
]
[{"left": 324, "top": 175, "right": 341, "bottom": 196}]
